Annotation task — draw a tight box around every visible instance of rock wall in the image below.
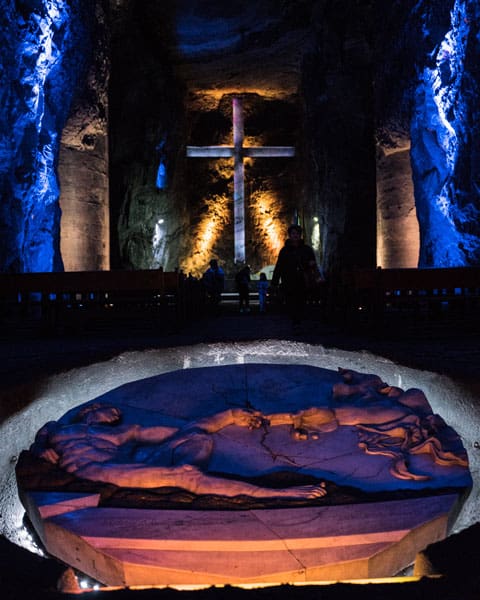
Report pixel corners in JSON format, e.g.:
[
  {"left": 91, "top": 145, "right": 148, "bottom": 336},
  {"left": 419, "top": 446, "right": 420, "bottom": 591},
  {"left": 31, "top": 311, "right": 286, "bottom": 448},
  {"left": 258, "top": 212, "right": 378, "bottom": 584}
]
[
  {"left": 108, "top": 0, "right": 185, "bottom": 272},
  {"left": 2, "top": 1, "right": 479, "bottom": 276},
  {"left": 181, "top": 93, "right": 299, "bottom": 277},
  {"left": 58, "top": 1, "right": 110, "bottom": 271},
  {"left": 410, "top": 0, "right": 480, "bottom": 267},
  {"left": 108, "top": 1, "right": 317, "bottom": 276},
  {"left": 0, "top": 0, "right": 96, "bottom": 272},
  {"left": 374, "top": 0, "right": 480, "bottom": 270},
  {"left": 374, "top": 0, "right": 419, "bottom": 268},
  {"left": 376, "top": 139, "right": 419, "bottom": 268},
  {"left": 108, "top": 0, "right": 377, "bottom": 278},
  {"left": 301, "top": 1, "right": 376, "bottom": 276}
]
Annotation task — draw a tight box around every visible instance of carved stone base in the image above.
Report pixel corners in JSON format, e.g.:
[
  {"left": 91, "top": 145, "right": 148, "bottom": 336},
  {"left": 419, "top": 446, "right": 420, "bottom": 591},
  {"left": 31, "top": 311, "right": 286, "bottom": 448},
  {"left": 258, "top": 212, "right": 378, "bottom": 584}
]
[{"left": 23, "top": 490, "right": 460, "bottom": 586}]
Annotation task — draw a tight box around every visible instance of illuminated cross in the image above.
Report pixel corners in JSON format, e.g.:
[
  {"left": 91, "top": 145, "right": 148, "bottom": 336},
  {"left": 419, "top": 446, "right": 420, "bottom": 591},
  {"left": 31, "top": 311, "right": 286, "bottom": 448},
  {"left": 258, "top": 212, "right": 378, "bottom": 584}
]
[{"left": 187, "top": 97, "right": 295, "bottom": 264}]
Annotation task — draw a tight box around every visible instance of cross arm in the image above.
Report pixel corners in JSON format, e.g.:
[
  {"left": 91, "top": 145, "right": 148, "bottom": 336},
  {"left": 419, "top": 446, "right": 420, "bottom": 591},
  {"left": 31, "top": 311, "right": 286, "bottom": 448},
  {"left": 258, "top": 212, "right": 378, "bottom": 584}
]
[
  {"left": 243, "top": 147, "right": 295, "bottom": 158},
  {"left": 186, "top": 146, "right": 234, "bottom": 158}
]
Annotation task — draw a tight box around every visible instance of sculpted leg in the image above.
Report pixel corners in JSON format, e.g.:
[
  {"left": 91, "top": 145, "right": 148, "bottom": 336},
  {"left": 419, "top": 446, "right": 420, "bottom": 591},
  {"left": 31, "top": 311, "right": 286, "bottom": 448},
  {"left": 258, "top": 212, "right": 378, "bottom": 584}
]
[
  {"left": 73, "top": 461, "right": 327, "bottom": 499},
  {"left": 182, "top": 466, "right": 327, "bottom": 499}
]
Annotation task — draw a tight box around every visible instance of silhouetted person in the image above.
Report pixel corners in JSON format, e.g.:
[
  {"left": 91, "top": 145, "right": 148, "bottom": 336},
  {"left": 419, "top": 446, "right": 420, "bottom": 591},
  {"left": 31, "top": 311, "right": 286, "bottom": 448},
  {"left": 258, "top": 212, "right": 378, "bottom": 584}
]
[
  {"left": 202, "top": 259, "right": 225, "bottom": 310},
  {"left": 235, "top": 265, "right": 251, "bottom": 313},
  {"left": 271, "top": 224, "right": 317, "bottom": 331}
]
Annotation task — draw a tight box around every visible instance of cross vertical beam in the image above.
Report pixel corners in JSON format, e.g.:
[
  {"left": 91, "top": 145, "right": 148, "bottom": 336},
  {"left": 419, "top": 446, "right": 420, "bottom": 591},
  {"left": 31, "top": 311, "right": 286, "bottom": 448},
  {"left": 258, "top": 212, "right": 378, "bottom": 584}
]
[
  {"left": 187, "top": 98, "right": 295, "bottom": 264},
  {"left": 233, "top": 97, "right": 245, "bottom": 264}
]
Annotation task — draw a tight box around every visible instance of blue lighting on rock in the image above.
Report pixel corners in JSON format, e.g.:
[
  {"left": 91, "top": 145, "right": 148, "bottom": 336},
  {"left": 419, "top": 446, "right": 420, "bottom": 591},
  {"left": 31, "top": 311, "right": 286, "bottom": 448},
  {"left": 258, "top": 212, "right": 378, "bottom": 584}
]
[
  {"left": 155, "top": 138, "right": 167, "bottom": 190},
  {"left": 156, "top": 162, "right": 167, "bottom": 190},
  {"left": 411, "top": 0, "right": 480, "bottom": 267},
  {"left": 173, "top": 0, "right": 279, "bottom": 58},
  {"left": 1, "top": 1, "right": 478, "bottom": 274},
  {"left": 0, "top": 0, "right": 94, "bottom": 272}
]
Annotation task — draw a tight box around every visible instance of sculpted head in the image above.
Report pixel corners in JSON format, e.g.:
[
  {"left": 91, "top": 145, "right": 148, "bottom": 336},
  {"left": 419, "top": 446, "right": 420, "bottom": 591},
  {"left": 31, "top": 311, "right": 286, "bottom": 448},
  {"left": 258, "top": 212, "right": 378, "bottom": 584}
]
[
  {"left": 333, "top": 368, "right": 388, "bottom": 400},
  {"left": 76, "top": 404, "right": 122, "bottom": 425}
]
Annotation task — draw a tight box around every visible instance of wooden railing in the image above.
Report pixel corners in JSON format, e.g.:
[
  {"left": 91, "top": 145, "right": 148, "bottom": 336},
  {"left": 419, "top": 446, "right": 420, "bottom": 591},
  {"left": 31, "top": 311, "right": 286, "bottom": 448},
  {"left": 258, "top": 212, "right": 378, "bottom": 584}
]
[
  {"left": 342, "top": 266, "right": 480, "bottom": 324},
  {"left": 0, "top": 270, "right": 205, "bottom": 332}
]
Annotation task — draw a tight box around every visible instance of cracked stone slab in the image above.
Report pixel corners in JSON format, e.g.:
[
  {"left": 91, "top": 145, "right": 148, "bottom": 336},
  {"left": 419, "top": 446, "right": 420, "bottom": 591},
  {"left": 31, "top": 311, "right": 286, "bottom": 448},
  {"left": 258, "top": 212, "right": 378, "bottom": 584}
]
[{"left": 17, "top": 363, "right": 472, "bottom": 585}]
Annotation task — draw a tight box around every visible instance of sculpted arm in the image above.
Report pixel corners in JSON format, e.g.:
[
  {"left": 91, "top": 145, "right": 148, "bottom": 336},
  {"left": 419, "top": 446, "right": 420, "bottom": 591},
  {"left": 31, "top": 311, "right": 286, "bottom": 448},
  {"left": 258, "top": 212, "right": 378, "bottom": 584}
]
[
  {"left": 264, "top": 408, "right": 338, "bottom": 437},
  {"left": 264, "top": 412, "right": 296, "bottom": 426},
  {"left": 183, "top": 408, "right": 264, "bottom": 434},
  {"left": 264, "top": 409, "right": 327, "bottom": 426}
]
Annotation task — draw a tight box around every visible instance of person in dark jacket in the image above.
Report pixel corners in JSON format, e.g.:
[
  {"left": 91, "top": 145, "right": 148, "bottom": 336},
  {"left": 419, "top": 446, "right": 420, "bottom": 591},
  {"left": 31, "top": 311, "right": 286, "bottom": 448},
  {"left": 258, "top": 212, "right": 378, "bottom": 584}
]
[
  {"left": 270, "top": 224, "right": 317, "bottom": 330},
  {"left": 235, "top": 265, "right": 251, "bottom": 313},
  {"left": 202, "top": 259, "right": 225, "bottom": 309}
]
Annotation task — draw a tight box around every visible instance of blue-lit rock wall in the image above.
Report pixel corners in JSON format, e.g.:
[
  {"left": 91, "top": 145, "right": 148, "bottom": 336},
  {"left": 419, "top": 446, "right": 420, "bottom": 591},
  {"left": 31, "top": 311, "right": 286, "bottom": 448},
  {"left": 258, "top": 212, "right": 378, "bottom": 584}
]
[
  {"left": 411, "top": 0, "right": 480, "bottom": 267},
  {"left": 0, "top": 0, "right": 94, "bottom": 272},
  {"left": 3, "top": 0, "right": 480, "bottom": 274}
]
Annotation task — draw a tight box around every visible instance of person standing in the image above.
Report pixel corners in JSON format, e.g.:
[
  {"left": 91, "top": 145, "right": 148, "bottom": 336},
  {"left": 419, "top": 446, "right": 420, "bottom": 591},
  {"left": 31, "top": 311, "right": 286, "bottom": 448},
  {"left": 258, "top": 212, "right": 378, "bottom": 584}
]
[
  {"left": 270, "top": 224, "right": 317, "bottom": 331},
  {"left": 202, "top": 259, "right": 225, "bottom": 310},
  {"left": 257, "top": 272, "right": 269, "bottom": 313},
  {"left": 235, "top": 265, "right": 251, "bottom": 313}
]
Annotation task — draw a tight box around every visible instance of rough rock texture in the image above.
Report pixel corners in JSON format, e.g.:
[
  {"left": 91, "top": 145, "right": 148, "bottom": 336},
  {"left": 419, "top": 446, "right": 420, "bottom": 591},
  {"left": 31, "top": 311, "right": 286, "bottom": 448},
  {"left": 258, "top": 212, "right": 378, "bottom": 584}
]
[
  {"left": 182, "top": 94, "right": 299, "bottom": 276},
  {"left": 108, "top": 0, "right": 336, "bottom": 277},
  {"left": 376, "top": 137, "right": 419, "bottom": 268},
  {"left": 103, "top": 1, "right": 378, "bottom": 277},
  {"left": 301, "top": 1, "right": 376, "bottom": 275},
  {"left": 58, "top": 1, "right": 110, "bottom": 271},
  {"left": 1, "top": 1, "right": 480, "bottom": 276},
  {"left": 374, "top": 1, "right": 419, "bottom": 268},
  {"left": 375, "top": 0, "right": 480, "bottom": 269},
  {"left": 108, "top": 0, "right": 186, "bottom": 272},
  {"left": 410, "top": 0, "right": 480, "bottom": 267},
  {"left": 0, "top": 0, "right": 96, "bottom": 272}
]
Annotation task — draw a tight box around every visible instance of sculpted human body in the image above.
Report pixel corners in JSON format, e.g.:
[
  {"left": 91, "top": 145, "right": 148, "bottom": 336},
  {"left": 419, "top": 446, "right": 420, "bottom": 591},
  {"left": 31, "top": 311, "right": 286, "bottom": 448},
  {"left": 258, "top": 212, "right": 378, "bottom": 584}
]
[
  {"left": 31, "top": 404, "right": 326, "bottom": 500},
  {"left": 30, "top": 367, "right": 467, "bottom": 497}
]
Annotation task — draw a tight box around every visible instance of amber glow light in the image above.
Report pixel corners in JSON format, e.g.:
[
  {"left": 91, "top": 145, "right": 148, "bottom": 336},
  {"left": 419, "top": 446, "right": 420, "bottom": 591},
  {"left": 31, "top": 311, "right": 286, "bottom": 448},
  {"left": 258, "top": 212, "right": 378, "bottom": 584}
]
[
  {"left": 250, "top": 189, "right": 285, "bottom": 263},
  {"left": 181, "top": 194, "right": 230, "bottom": 276},
  {"left": 78, "top": 575, "right": 433, "bottom": 593}
]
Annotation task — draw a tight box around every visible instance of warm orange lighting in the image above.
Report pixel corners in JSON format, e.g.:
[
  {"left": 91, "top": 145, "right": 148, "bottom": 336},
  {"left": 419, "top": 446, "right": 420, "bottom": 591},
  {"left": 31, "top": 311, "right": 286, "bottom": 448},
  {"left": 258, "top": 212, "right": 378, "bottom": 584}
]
[
  {"left": 84, "top": 574, "right": 433, "bottom": 594},
  {"left": 180, "top": 187, "right": 286, "bottom": 277},
  {"left": 189, "top": 88, "right": 295, "bottom": 108},
  {"left": 250, "top": 189, "right": 286, "bottom": 264},
  {"left": 376, "top": 144, "right": 419, "bottom": 268},
  {"left": 183, "top": 94, "right": 294, "bottom": 273},
  {"left": 180, "top": 194, "right": 230, "bottom": 277}
]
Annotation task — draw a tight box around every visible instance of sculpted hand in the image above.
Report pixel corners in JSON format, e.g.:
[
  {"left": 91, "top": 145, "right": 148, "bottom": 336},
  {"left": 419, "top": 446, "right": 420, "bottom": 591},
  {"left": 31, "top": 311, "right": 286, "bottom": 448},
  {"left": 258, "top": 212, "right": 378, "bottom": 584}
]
[{"left": 231, "top": 409, "right": 265, "bottom": 430}]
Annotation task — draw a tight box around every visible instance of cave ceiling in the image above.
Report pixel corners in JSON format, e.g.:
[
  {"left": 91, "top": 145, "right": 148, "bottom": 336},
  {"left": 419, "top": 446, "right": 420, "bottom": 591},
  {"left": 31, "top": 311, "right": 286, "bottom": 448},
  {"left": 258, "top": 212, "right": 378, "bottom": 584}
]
[{"left": 136, "top": 0, "right": 314, "bottom": 110}]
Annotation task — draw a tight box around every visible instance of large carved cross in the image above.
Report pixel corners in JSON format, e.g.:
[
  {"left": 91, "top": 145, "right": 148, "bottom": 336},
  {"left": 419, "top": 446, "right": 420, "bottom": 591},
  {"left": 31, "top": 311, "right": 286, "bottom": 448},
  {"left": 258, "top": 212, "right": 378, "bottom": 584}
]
[{"left": 187, "top": 97, "right": 295, "bottom": 264}]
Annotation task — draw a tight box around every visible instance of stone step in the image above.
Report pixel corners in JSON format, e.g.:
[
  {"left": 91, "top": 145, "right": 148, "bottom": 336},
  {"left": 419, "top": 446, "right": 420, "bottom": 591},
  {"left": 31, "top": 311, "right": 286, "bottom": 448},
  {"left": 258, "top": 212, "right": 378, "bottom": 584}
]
[{"left": 26, "top": 491, "right": 459, "bottom": 587}]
